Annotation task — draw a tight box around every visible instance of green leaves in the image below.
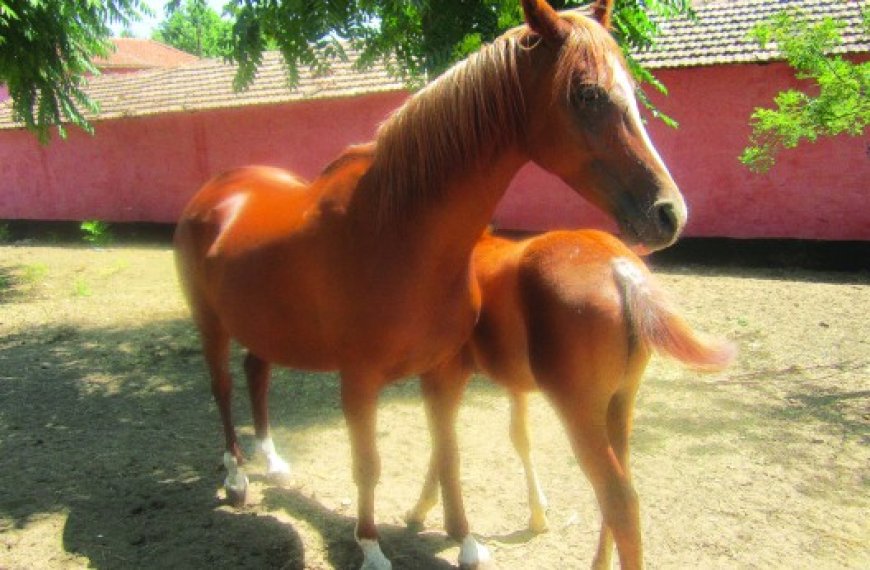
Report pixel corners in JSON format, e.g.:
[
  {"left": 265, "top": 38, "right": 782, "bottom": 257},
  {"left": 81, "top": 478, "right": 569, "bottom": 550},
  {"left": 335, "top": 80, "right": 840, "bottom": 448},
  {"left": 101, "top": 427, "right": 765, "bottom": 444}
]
[
  {"left": 741, "top": 8, "right": 870, "bottom": 173},
  {"left": 3, "top": 1, "right": 693, "bottom": 143},
  {"left": 225, "top": 0, "right": 690, "bottom": 126},
  {"left": 153, "top": 0, "right": 233, "bottom": 58},
  {"left": 0, "top": 0, "right": 148, "bottom": 143}
]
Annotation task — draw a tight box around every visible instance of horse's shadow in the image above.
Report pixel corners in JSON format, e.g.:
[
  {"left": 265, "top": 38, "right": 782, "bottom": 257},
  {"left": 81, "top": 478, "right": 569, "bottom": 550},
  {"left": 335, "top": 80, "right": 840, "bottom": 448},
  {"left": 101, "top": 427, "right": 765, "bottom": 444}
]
[
  {"left": 0, "top": 319, "right": 461, "bottom": 569},
  {"left": 264, "top": 486, "right": 456, "bottom": 569}
]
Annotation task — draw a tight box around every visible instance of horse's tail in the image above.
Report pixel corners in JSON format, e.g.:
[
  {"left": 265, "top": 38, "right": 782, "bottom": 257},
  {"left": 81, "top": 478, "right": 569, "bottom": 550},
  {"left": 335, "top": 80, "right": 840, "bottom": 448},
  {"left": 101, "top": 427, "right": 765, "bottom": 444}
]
[{"left": 612, "top": 258, "right": 736, "bottom": 371}]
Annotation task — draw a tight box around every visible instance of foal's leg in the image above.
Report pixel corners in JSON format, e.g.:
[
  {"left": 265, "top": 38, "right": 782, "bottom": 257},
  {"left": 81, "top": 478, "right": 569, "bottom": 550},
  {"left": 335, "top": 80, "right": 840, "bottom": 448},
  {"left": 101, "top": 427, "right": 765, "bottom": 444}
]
[
  {"left": 419, "top": 366, "right": 491, "bottom": 569},
  {"left": 591, "top": 351, "right": 646, "bottom": 570},
  {"left": 509, "top": 391, "right": 550, "bottom": 533},
  {"left": 244, "top": 352, "right": 291, "bottom": 479},
  {"left": 340, "top": 374, "right": 391, "bottom": 570},
  {"left": 566, "top": 406, "right": 642, "bottom": 570},
  {"left": 405, "top": 446, "right": 440, "bottom": 527}
]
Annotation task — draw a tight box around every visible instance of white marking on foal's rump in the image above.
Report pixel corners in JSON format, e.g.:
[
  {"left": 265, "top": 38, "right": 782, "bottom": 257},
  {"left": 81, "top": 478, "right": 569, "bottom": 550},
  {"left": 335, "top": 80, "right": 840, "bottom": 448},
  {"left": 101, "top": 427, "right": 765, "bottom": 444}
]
[
  {"left": 611, "top": 257, "right": 646, "bottom": 289},
  {"left": 207, "top": 192, "right": 250, "bottom": 257}
]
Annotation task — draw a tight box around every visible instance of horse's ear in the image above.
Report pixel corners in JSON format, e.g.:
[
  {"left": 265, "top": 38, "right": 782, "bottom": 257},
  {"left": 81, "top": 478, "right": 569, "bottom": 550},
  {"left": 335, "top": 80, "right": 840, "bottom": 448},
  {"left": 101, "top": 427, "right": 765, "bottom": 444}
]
[
  {"left": 590, "top": 0, "right": 614, "bottom": 30},
  {"left": 521, "top": 0, "right": 570, "bottom": 42}
]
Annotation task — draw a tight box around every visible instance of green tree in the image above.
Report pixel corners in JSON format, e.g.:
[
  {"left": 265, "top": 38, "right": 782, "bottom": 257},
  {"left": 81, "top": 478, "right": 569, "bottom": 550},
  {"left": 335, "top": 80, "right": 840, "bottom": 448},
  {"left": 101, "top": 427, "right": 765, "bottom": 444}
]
[
  {"left": 154, "top": 0, "right": 233, "bottom": 58},
  {"left": 740, "top": 8, "right": 870, "bottom": 173},
  {"left": 4, "top": 0, "right": 692, "bottom": 143},
  {"left": 0, "top": 0, "right": 148, "bottom": 142},
  {"left": 225, "top": 0, "right": 692, "bottom": 119}
]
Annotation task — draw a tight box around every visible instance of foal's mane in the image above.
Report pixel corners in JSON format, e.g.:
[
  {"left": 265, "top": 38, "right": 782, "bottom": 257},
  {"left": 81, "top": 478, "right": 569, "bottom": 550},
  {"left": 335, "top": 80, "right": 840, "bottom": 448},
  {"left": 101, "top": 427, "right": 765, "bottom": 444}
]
[{"left": 366, "top": 8, "right": 621, "bottom": 227}]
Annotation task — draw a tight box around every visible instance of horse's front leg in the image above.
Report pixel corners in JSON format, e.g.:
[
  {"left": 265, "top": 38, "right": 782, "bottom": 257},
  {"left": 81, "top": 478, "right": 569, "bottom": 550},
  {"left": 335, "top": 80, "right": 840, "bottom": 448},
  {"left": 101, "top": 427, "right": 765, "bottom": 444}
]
[
  {"left": 244, "top": 352, "right": 291, "bottom": 480},
  {"left": 420, "top": 363, "right": 492, "bottom": 569},
  {"left": 341, "top": 374, "right": 391, "bottom": 570},
  {"left": 509, "top": 391, "right": 549, "bottom": 533}
]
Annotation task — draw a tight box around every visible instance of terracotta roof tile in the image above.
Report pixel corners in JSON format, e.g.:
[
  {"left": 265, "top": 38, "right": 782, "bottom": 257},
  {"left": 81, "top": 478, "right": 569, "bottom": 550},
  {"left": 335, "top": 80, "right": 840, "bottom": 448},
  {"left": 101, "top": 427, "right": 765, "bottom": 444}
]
[
  {"left": 0, "top": 48, "right": 405, "bottom": 129},
  {"left": 637, "top": 0, "right": 869, "bottom": 69},
  {"left": 94, "top": 38, "right": 200, "bottom": 69}
]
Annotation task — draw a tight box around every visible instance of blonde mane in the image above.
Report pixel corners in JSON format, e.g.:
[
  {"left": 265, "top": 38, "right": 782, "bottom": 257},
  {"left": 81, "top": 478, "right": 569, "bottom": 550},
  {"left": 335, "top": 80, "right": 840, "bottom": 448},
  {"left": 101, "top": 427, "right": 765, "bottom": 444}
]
[{"left": 366, "top": 9, "right": 620, "bottom": 227}]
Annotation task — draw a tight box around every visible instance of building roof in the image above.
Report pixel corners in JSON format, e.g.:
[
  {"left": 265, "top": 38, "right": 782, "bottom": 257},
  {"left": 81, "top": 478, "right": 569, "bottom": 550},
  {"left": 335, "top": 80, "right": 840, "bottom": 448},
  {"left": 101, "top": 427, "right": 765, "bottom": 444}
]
[
  {"left": 94, "top": 38, "right": 200, "bottom": 70},
  {"left": 1, "top": 1, "right": 868, "bottom": 130},
  {"left": 636, "top": 0, "right": 869, "bottom": 69},
  {"left": 0, "top": 49, "right": 405, "bottom": 129}
]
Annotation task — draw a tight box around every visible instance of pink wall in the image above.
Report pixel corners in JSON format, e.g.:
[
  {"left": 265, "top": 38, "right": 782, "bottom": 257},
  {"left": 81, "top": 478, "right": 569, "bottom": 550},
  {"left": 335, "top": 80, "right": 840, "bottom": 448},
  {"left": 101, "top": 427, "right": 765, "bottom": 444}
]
[
  {"left": 0, "top": 91, "right": 408, "bottom": 223},
  {"left": 1, "top": 61, "right": 867, "bottom": 239},
  {"left": 494, "top": 61, "right": 870, "bottom": 240}
]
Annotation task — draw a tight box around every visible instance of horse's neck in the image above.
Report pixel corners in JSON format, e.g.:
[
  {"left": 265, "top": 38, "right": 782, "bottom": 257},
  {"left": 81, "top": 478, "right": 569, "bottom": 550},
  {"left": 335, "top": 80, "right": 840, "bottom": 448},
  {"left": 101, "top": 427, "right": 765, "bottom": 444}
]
[
  {"left": 351, "top": 146, "right": 527, "bottom": 279},
  {"left": 344, "top": 34, "right": 532, "bottom": 270}
]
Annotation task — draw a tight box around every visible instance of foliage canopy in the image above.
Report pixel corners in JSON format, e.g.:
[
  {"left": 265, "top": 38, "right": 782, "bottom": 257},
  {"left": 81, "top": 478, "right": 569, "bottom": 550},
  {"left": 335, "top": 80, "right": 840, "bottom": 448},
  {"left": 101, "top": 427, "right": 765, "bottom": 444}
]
[
  {"left": 740, "top": 8, "right": 870, "bottom": 173},
  {"left": 154, "top": 0, "right": 233, "bottom": 58},
  {"left": 2, "top": 0, "right": 693, "bottom": 142},
  {"left": 0, "top": 0, "right": 148, "bottom": 142}
]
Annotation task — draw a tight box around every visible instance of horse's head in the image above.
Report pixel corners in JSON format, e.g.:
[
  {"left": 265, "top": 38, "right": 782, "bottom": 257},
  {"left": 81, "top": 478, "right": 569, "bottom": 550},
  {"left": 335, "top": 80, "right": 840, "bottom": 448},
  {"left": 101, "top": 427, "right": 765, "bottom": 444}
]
[{"left": 516, "top": 0, "right": 686, "bottom": 251}]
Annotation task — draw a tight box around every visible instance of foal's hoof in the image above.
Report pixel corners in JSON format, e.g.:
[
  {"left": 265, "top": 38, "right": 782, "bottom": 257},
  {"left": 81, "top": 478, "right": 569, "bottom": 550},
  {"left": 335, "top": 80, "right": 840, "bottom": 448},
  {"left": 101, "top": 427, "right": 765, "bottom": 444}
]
[
  {"left": 528, "top": 511, "right": 550, "bottom": 534},
  {"left": 403, "top": 509, "right": 426, "bottom": 532}
]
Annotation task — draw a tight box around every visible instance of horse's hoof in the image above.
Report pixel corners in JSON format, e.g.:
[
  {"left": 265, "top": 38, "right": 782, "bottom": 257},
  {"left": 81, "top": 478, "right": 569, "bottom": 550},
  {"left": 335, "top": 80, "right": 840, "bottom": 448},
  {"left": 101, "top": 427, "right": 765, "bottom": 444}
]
[
  {"left": 226, "top": 485, "right": 247, "bottom": 507},
  {"left": 224, "top": 471, "right": 249, "bottom": 507},
  {"left": 223, "top": 452, "right": 249, "bottom": 506},
  {"left": 458, "top": 535, "right": 494, "bottom": 570},
  {"left": 266, "top": 465, "right": 293, "bottom": 486},
  {"left": 358, "top": 538, "right": 392, "bottom": 570}
]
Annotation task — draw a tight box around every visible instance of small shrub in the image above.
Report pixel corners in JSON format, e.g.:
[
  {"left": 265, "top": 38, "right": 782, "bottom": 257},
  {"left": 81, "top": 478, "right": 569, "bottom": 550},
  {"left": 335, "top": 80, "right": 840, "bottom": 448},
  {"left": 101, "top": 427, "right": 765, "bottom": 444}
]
[
  {"left": 22, "top": 263, "right": 48, "bottom": 285},
  {"left": 81, "top": 220, "right": 113, "bottom": 246},
  {"left": 73, "top": 278, "right": 92, "bottom": 297}
]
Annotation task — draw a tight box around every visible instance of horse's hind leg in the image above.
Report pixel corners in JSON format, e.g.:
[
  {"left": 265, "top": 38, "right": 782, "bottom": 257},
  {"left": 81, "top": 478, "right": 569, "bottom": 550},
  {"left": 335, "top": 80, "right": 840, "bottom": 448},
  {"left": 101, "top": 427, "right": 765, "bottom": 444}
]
[
  {"left": 198, "top": 315, "right": 249, "bottom": 506},
  {"left": 509, "top": 391, "right": 549, "bottom": 533},
  {"left": 244, "top": 352, "right": 291, "bottom": 479}
]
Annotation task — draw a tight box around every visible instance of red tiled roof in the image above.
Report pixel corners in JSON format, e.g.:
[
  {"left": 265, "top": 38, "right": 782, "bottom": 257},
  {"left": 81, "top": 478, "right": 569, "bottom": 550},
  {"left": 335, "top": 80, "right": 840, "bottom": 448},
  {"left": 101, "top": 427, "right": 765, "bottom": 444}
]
[
  {"left": 94, "top": 38, "right": 200, "bottom": 69},
  {"left": 0, "top": 48, "right": 405, "bottom": 129},
  {"left": 636, "top": 0, "right": 869, "bottom": 69}
]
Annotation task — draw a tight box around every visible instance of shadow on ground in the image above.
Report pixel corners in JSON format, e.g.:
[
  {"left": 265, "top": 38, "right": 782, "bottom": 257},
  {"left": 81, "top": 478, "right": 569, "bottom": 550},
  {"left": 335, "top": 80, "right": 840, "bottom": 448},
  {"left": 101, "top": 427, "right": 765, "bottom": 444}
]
[{"left": 0, "top": 319, "right": 467, "bottom": 568}]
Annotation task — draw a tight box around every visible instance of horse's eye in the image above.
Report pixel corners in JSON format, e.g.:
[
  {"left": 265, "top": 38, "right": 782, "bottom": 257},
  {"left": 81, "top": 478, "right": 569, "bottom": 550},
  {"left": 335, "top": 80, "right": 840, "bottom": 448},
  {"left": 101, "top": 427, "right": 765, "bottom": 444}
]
[{"left": 571, "top": 84, "right": 607, "bottom": 109}]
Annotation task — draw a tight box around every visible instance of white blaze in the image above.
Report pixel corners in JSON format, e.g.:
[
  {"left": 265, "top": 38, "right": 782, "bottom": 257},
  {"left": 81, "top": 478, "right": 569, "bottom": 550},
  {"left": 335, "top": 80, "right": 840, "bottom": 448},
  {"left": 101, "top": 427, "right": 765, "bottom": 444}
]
[{"left": 611, "top": 57, "right": 688, "bottom": 223}]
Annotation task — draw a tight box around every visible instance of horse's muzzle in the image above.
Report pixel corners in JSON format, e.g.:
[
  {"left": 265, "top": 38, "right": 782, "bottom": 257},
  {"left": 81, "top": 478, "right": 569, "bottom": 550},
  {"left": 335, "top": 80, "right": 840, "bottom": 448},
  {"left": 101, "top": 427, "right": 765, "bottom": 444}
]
[{"left": 619, "top": 197, "right": 687, "bottom": 252}]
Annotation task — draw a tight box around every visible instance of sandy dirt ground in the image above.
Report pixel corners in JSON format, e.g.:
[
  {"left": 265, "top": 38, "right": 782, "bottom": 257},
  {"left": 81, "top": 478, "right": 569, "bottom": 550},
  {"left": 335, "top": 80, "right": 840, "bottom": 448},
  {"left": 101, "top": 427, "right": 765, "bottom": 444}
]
[{"left": 0, "top": 243, "right": 867, "bottom": 569}]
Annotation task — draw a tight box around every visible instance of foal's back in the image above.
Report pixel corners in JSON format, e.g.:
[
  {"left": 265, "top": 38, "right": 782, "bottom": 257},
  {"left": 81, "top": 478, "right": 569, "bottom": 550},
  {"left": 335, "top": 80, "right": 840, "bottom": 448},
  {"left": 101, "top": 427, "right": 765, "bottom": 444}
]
[{"left": 469, "top": 230, "right": 651, "bottom": 393}]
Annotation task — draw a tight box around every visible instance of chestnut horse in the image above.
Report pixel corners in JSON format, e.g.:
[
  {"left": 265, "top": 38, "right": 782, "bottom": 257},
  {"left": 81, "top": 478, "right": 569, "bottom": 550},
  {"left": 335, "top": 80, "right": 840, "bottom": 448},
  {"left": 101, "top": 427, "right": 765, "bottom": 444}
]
[
  {"left": 174, "top": 1, "right": 686, "bottom": 567},
  {"left": 406, "top": 229, "right": 735, "bottom": 569}
]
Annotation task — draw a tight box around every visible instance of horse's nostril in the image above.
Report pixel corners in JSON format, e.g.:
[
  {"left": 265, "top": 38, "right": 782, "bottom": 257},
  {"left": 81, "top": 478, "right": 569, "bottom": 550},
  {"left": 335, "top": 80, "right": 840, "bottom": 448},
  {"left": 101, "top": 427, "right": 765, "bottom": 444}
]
[{"left": 655, "top": 201, "right": 678, "bottom": 236}]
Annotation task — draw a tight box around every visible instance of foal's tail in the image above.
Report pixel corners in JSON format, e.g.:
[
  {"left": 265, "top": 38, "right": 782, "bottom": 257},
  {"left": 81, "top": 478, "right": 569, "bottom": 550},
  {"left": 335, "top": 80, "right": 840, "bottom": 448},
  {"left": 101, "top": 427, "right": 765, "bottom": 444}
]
[{"left": 612, "top": 258, "right": 736, "bottom": 371}]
